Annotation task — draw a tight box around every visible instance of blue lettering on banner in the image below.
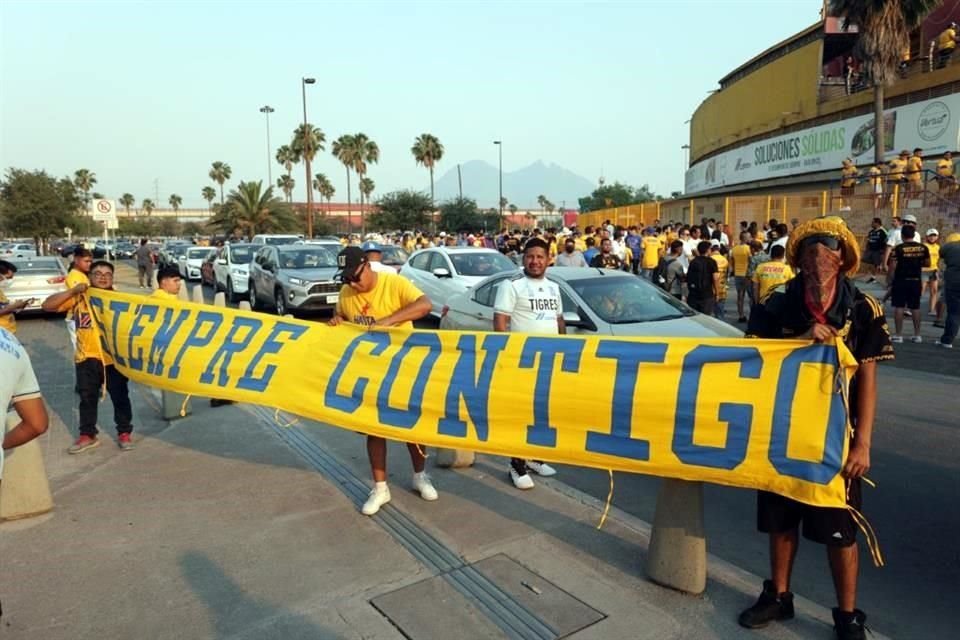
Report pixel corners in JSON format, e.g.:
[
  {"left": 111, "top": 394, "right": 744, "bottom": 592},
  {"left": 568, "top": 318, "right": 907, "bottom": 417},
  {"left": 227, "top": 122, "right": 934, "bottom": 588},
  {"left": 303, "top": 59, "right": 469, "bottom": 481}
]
[
  {"left": 376, "top": 333, "right": 442, "bottom": 429},
  {"left": 769, "top": 344, "right": 846, "bottom": 484},
  {"left": 200, "top": 317, "right": 263, "bottom": 386},
  {"left": 127, "top": 304, "right": 158, "bottom": 372},
  {"left": 324, "top": 332, "right": 390, "bottom": 413},
  {"left": 518, "top": 337, "right": 584, "bottom": 447},
  {"left": 438, "top": 334, "right": 509, "bottom": 441},
  {"left": 108, "top": 299, "right": 131, "bottom": 366},
  {"left": 147, "top": 309, "right": 191, "bottom": 376},
  {"left": 88, "top": 296, "right": 113, "bottom": 357},
  {"left": 236, "top": 322, "right": 308, "bottom": 392},
  {"left": 673, "top": 345, "right": 762, "bottom": 469},
  {"left": 585, "top": 341, "right": 668, "bottom": 460},
  {"left": 168, "top": 311, "right": 222, "bottom": 379}
]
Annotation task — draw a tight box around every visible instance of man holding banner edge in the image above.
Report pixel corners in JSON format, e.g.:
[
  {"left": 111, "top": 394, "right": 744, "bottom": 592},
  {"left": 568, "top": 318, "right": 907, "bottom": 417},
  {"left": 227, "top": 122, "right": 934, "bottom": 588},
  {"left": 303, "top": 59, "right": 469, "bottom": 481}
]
[{"left": 742, "top": 217, "right": 893, "bottom": 640}]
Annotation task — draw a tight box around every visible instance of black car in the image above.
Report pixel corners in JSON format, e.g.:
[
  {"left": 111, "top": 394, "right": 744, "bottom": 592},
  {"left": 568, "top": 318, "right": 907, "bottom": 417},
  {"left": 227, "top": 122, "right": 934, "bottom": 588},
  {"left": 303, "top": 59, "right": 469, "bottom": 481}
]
[
  {"left": 60, "top": 243, "right": 107, "bottom": 259},
  {"left": 114, "top": 242, "right": 136, "bottom": 259}
]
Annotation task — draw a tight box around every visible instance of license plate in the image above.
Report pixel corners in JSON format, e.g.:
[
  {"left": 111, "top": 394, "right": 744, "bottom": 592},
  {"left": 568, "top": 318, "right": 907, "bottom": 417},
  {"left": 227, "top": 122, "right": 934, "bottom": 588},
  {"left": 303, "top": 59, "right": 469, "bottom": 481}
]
[{"left": 326, "top": 294, "right": 339, "bottom": 303}]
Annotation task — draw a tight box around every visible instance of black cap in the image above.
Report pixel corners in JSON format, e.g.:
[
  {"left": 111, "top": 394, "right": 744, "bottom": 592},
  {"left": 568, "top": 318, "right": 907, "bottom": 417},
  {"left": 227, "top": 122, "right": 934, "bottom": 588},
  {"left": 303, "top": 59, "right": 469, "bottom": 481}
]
[{"left": 335, "top": 246, "right": 366, "bottom": 282}]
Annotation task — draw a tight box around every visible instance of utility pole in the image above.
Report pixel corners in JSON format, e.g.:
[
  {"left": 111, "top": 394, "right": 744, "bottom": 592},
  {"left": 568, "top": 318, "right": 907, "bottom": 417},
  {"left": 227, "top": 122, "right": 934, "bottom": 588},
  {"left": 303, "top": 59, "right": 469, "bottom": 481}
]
[
  {"left": 260, "top": 105, "right": 275, "bottom": 185},
  {"left": 457, "top": 163, "right": 463, "bottom": 200},
  {"left": 493, "top": 140, "right": 503, "bottom": 230},
  {"left": 301, "top": 77, "right": 316, "bottom": 238}
]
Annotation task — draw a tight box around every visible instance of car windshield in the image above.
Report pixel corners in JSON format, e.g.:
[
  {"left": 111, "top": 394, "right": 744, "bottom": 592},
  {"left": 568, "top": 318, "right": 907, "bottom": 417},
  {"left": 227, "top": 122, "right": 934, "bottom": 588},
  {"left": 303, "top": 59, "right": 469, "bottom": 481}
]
[
  {"left": 265, "top": 236, "right": 300, "bottom": 246},
  {"left": 187, "top": 248, "right": 211, "bottom": 259},
  {"left": 278, "top": 247, "right": 337, "bottom": 269},
  {"left": 449, "top": 252, "right": 516, "bottom": 276},
  {"left": 568, "top": 276, "right": 693, "bottom": 324},
  {"left": 169, "top": 245, "right": 189, "bottom": 257},
  {"left": 9, "top": 259, "right": 62, "bottom": 274},
  {"left": 380, "top": 246, "right": 409, "bottom": 265},
  {"left": 229, "top": 246, "right": 254, "bottom": 264}
]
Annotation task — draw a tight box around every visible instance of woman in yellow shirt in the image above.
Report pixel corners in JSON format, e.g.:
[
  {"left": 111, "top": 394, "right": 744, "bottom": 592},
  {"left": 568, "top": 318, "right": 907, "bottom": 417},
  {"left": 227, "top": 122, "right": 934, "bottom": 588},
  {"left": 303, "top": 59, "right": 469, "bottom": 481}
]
[{"left": 923, "top": 229, "right": 941, "bottom": 316}]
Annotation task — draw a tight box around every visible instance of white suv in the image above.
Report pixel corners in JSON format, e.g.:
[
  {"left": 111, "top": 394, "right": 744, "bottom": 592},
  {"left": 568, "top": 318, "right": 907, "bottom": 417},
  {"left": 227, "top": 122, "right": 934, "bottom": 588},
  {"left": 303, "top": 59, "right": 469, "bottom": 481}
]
[{"left": 251, "top": 234, "right": 303, "bottom": 246}]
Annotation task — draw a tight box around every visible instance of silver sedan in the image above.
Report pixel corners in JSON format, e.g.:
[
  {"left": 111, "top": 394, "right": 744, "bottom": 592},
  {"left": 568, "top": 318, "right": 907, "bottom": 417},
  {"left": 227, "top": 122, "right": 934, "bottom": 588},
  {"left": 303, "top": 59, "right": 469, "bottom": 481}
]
[{"left": 4, "top": 257, "right": 69, "bottom": 313}]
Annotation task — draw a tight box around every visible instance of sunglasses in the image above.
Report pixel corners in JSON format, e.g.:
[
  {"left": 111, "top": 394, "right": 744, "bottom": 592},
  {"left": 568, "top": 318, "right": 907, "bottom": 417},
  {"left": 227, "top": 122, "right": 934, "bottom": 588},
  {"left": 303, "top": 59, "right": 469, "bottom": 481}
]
[
  {"left": 799, "top": 235, "right": 841, "bottom": 251},
  {"left": 341, "top": 260, "right": 367, "bottom": 284}
]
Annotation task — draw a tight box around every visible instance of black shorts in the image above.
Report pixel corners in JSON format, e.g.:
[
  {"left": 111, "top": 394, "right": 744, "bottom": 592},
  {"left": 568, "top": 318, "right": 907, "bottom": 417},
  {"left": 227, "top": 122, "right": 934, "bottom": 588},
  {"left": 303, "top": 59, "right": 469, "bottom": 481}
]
[
  {"left": 892, "top": 279, "right": 922, "bottom": 309},
  {"left": 757, "top": 478, "right": 862, "bottom": 547},
  {"left": 863, "top": 248, "right": 883, "bottom": 266}
]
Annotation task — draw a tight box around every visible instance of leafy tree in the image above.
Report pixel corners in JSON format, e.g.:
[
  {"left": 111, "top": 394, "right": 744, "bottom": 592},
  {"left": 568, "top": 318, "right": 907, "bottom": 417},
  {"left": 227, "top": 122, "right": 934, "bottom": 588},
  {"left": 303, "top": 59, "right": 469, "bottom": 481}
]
[
  {"left": 276, "top": 174, "right": 295, "bottom": 202},
  {"left": 275, "top": 144, "right": 300, "bottom": 178},
  {"left": 1, "top": 169, "right": 83, "bottom": 253},
  {"left": 73, "top": 168, "right": 97, "bottom": 208},
  {"left": 120, "top": 192, "right": 135, "bottom": 216},
  {"left": 368, "top": 190, "right": 433, "bottom": 231},
  {"left": 118, "top": 217, "right": 159, "bottom": 238},
  {"left": 359, "top": 176, "right": 375, "bottom": 216},
  {"left": 158, "top": 217, "right": 179, "bottom": 237},
  {"left": 142, "top": 198, "right": 155, "bottom": 216},
  {"left": 291, "top": 124, "right": 325, "bottom": 167},
  {"left": 201, "top": 186, "right": 216, "bottom": 210},
  {"left": 831, "top": 0, "right": 938, "bottom": 163},
  {"left": 168, "top": 193, "right": 182, "bottom": 219},
  {"left": 577, "top": 181, "right": 659, "bottom": 213},
  {"left": 332, "top": 134, "right": 358, "bottom": 229},
  {"left": 438, "top": 197, "right": 499, "bottom": 233},
  {"left": 212, "top": 180, "right": 296, "bottom": 239},
  {"left": 181, "top": 221, "right": 204, "bottom": 237},
  {"left": 208, "top": 161, "right": 232, "bottom": 204},
  {"left": 411, "top": 133, "right": 444, "bottom": 205},
  {"left": 352, "top": 133, "right": 379, "bottom": 233},
  {"left": 508, "top": 203, "right": 518, "bottom": 215},
  {"left": 537, "top": 194, "right": 546, "bottom": 214},
  {"left": 313, "top": 173, "right": 335, "bottom": 206},
  {"left": 669, "top": 190, "right": 683, "bottom": 199},
  {"left": 499, "top": 196, "right": 508, "bottom": 209}
]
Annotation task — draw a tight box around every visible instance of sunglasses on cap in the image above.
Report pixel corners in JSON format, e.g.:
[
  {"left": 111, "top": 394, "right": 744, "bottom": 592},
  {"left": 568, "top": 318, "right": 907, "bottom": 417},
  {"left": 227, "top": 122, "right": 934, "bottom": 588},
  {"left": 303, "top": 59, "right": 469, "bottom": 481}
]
[
  {"left": 340, "top": 260, "right": 367, "bottom": 284},
  {"left": 798, "top": 235, "right": 841, "bottom": 252}
]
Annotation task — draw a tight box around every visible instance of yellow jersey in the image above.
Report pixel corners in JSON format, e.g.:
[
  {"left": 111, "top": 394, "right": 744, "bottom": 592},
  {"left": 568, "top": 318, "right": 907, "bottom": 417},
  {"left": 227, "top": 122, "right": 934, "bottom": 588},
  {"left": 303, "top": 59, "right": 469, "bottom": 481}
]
[
  {"left": 641, "top": 236, "right": 663, "bottom": 269},
  {"left": 730, "top": 244, "right": 751, "bottom": 277},
  {"left": 0, "top": 287, "right": 16, "bottom": 333},
  {"left": 336, "top": 272, "right": 425, "bottom": 330},
  {"left": 841, "top": 164, "right": 858, "bottom": 187},
  {"left": 923, "top": 242, "right": 940, "bottom": 272},
  {"left": 753, "top": 261, "right": 795, "bottom": 303},
  {"left": 711, "top": 254, "right": 729, "bottom": 298},
  {"left": 150, "top": 289, "right": 179, "bottom": 300},
  {"left": 907, "top": 156, "right": 923, "bottom": 181},
  {"left": 888, "top": 158, "right": 907, "bottom": 181},
  {"left": 58, "top": 271, "right": 112, "bottom": 365},
  {"left": 939, "top": 27, "right": 956, "bottom": 51},
  {"left": 937, "top": 159, "right": 954, "bottom": 178}
]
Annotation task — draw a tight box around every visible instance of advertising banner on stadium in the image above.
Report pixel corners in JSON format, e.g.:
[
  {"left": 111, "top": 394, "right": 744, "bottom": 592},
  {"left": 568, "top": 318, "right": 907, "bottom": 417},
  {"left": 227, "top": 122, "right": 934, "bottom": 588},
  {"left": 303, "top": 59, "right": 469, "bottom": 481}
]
[
  {"left": 86, "top": 289, "right": 858, "bottom": 508},
  {"left": 685, "top": 94, "right": 960, "bottom": 194}
]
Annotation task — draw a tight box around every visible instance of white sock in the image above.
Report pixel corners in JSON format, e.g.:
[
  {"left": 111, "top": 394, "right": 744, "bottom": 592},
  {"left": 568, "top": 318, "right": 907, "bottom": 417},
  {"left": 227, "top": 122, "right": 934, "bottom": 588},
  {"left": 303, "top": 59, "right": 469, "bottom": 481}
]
[
  {"left": 374, "top": 481, "right": 388, "bottom": 492},
  {"left": 412, "top": 471, "right": 425, "bottom": 482}
]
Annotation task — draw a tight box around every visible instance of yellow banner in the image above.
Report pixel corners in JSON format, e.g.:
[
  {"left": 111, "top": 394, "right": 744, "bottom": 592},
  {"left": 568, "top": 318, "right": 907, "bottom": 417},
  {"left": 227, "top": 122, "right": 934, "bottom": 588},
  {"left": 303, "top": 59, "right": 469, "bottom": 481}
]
[{"left": 87, "top": 289, "right": 858, "bottom": 507}]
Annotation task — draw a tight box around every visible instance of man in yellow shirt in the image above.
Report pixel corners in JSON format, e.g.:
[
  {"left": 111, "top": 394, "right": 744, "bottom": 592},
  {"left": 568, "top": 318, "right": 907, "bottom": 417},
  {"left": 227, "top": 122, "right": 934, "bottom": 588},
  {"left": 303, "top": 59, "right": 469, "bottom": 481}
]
[
  {"left": 752, "top": 245, "right": 795, "bottom": 304},
  {"left": 840, "top": 158, "right": 859, "bottom": 209},
  {"left": 0, "top": 260, "right": 31, "bottom": 334},
  {"left": 730, "top": 232, "right": 753, "bottom": 323},
  {"left": 936, "top": 151, "right": 955, "bottom": 192},
  {"left": 868, "top": 163, "right": 884, "bottom": 210},
  {"left": 151, "top": 266, "right": 182, "bottom": 299},
  {"left": 938, "top": 22, "right": 957, "bottom": 68},
  {"left": 923, "top": 229, "right": 941, "bottom": 317},
  {"left": 42, "top": 259, "right": 134, "bottom": 453},
  {"left": 906, "top": 148, "right": 924, "bottom": 198},
  {"left": 640, "top": 227, "right": 664, "bottom": 280},
  {"left": 328, "top": 246, "right": 436, "bottom": 516},
  {"left": 710, "top": 242, "right": 730, "bottom": 320}
]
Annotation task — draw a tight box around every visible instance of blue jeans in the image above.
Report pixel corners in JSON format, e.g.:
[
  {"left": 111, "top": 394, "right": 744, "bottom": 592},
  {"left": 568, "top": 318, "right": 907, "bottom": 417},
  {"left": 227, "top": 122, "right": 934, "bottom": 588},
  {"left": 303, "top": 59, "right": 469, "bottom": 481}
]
[{"left": 713, "top": 299, "right": 726, "bottom": 320}]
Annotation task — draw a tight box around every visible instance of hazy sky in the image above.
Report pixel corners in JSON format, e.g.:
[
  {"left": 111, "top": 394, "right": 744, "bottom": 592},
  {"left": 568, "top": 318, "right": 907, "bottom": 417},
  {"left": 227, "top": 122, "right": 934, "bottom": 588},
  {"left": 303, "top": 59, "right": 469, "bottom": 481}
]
[{"left": 1, "top": 0, "right": 820, "bottom": 208}]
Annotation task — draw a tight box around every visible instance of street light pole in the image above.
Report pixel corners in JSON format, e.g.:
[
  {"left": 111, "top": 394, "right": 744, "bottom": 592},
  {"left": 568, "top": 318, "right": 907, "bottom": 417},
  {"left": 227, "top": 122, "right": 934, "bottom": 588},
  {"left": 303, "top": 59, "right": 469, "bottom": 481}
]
[
  {"left": 493, "top": 140, "right": 502, "bottom": 231},
  {"left": 302, "top": 77, "right": 316, "bottom": 238},
  {"left": 259, "top": 105, "right": 275, "bottom": 186}
]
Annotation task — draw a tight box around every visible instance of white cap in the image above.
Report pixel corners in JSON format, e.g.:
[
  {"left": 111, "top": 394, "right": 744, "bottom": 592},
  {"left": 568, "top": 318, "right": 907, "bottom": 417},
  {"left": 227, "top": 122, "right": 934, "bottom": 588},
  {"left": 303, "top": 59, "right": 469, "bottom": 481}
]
[
  {"left": 926, "top": 228, "right": 939, "bottom": 236},
  {"left": 710, "top": 239, "right": 721, "bottom": 248},
  {"left": 439, "top": 231, "right": 447, "bottom": 237},
  {"left": 902, "top": 213, "right": 918, "bottom": 223}
]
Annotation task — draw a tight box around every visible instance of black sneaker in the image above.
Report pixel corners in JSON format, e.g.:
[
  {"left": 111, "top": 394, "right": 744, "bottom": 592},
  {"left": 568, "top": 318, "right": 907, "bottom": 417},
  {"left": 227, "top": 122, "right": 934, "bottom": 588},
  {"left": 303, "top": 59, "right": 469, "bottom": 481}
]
[
  {"left": 832, "top": 608, "right": 868, "bottom": 640},
  {"left": 738, "top": 580, "right": 795, "bottom": 629}
]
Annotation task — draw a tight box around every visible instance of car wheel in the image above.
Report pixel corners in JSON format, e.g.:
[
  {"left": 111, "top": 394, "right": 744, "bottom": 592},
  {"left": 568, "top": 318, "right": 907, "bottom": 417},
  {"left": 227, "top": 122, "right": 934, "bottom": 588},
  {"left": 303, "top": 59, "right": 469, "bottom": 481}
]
[
  {"left": 248, "top": 282, "right": 260, "bottom": 310},
  {"left": 226, "top": 278, "right": 236, "bottom": 303},
  {"left": 275, "top": 288, "right": 287, "bottom": 316}
]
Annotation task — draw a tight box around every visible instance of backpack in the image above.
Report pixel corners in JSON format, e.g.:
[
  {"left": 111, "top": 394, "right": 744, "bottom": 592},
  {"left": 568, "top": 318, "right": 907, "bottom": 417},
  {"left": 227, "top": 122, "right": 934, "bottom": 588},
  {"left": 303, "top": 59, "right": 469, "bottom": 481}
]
[
  {"left": 652, "top": 257, "right": 670, "bottom": 290},
  {"left": 686, "top": 256, "right": 714, "bottom": 299}
]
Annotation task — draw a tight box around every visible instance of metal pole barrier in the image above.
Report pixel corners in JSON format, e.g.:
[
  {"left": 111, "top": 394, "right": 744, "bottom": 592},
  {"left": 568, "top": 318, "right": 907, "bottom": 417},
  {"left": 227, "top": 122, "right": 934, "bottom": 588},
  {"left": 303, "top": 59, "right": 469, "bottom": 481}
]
[
  {"left": 0, "top": 411, "right": 53, "bottom": 521},
  {"left": 893, "top": 183, "right": 900, "bottom": 217},
  {"left": 822, "top": 190, "right": 828, "bottom": 216},
  {"left": 723, "top": 197, "right": 730, "bottom": 226},
  {"left": 646, "top": 479, "right": 707, "bottom": 594},
  {"left": 766, "top": 195, "right": 772, "bottom": 223}
]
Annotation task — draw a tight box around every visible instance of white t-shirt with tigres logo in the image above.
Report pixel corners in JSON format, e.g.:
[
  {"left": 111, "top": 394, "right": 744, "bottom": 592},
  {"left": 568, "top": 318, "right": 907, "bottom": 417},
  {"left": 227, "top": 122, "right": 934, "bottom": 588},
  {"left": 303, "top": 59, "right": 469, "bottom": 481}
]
[
  {"left": 0, "top": 328, "right": 42, "bottom": 479},
  {"left": 494, "top": 274, "right": 563, "bottom": 335}
]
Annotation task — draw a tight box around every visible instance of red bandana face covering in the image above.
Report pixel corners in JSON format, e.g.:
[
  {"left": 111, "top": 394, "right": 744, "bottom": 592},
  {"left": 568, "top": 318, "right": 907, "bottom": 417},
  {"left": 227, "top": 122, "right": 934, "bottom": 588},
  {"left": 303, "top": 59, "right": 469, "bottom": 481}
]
[{"left": 799, "top": 243, "right": 843, "bottom": 324}]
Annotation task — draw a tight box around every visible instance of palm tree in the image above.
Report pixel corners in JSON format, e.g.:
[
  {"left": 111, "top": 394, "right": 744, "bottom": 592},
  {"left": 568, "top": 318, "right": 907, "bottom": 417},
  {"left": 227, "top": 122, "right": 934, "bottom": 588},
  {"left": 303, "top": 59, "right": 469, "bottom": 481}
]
[
  {"left": 168, "top": 193, "right": 182, "bottom": 221},
  {"left": 359, "top": 177, "right": 375, "bottom": 223},
  {"left": 352, "top": 133, "right": 379, "bottom": 234},
  {"left": 313, "top": 173, "right": 335, "bottom": 218},
  {"left": 208, "top": 161, "right": 232, "bottom": 204},
  {"left": 277, "top": 174, "right": 296, "bottom": 202},
  {"left": 73, "top": 169, "right": 97, "bottom": 208},
  {"left": 201, "top": 186, "right": 216, "bottom": 210},
  {"left": 120, "top": 193, "right": 135, "bottom": 217},
  {"left": 508, "top": 203, "right": 518, "bottom": 216},
  {"left": 142, "top": 198, "right": 155, "bottom": 217},
  {"left": 830, "top": 0, "right": 938, "bottom": 164},
  {"left": 218, "top": 181, "right": 296, "bottom": 239},
  {"left": 291, "top": 124, "right": 325, "bottom": 212},
  {"left": 537, "top": 194, "right": 547, "bottom": 217},
  {"left": 275, "top": 144, "right": 300, "bottom": 178},
  {"left": 411, "top": 133, "right": 444, "bottom": 206},
  {"left": 332, "top": 134, "right": 358, "bottom": 230}
]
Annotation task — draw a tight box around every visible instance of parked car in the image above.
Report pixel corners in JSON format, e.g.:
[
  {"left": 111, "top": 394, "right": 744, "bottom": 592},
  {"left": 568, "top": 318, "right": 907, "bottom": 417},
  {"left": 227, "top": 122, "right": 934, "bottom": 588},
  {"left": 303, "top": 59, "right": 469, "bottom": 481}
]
[
  {"left": 247, "top": 244, "right": 340, "bottom": 315},
  {"left": 439, "top": 267, "right": 743, "bottom": 338},
  {"left": 2, "top": 242, "right": 38, "bottom": 259},
  {"left": 114, "top": 241, "right": 136, "bottom": 259},
  {"left": 210, "top": 243, "right": 256, "bottom": 302},
  {"left": 251, "top": 234, "right": 303, "bottom": 246},
  {"left": 399, "top": 247, "right": 517, "bottom": 317},
  {"left": 179, "top": 246, "right": 215, "bottom": 281},
  {"left": 159, "top": 242, "right": 191, "bottom": 268},
  {"left": 379, "top": 245, "right": 409, "bottom": 272},
  {"left": 4, "top": 257, "right": 68, "bottom": 314}
]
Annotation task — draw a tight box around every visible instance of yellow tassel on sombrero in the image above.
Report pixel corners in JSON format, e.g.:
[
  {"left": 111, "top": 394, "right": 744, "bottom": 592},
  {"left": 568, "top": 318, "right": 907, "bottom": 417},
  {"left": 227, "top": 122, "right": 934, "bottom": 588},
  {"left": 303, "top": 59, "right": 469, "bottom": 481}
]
[{"left": 786, "top": 216, "right": 860, "bottom": 274}]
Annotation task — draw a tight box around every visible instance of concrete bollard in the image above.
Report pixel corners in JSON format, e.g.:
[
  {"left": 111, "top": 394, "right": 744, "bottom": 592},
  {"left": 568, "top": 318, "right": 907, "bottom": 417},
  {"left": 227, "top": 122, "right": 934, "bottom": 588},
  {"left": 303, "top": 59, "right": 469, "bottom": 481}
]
[
  {"left": 237, "top": 300, "right": 251, "bottom": 312},
  {"left": 434, "top": 448, "right": 475, "bottom": 468},
  {"left": 177, "top": 282, "right": 190, "bottom": 301},
  {"left": 162, "top": 283, "right": 192, "bottom": 420},
  {"left": 213, "top": 291, "right": 226, "bottom": 307},
  {"left": 645, "top": 479, "right": 707, "bottom": 595},
  {"left": 0, "top": 412, "right": 54, "bottom": 521},
  {"left": 191, "top": 285, "right": 204, "bottom": 305}
]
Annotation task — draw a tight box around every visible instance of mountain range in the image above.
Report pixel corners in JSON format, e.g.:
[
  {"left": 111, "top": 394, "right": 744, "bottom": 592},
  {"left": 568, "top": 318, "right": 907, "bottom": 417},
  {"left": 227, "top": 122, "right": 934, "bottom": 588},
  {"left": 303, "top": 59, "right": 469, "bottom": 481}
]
[{"left": 432, "top": 160, "right": 595, "bottom": 210}]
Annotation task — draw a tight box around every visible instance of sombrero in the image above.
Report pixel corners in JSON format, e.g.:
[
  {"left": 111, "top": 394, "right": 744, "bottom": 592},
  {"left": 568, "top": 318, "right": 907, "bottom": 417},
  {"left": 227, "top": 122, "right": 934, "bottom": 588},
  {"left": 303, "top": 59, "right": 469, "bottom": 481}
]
[{"left": 786, "top": 216, "right": 860, "bottom": 274}]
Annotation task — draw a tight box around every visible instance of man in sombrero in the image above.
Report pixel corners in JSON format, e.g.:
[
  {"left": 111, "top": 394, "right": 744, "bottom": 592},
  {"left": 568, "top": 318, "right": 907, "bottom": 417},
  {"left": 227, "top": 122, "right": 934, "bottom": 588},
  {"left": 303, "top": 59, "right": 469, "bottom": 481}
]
[{"left": 741, "top": 217, "right": 894, "bottom": 640}]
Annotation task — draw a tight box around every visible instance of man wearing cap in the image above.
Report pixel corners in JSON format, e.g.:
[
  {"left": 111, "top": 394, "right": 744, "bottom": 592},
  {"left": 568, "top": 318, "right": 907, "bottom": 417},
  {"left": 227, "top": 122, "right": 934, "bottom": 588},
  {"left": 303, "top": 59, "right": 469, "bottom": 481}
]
[
  {"left": 328, "top": 246, "right": 437, "bottom": 516},
  {"left": 742, "top": 217, "right": 893, "bottom": 640},
  {"left": 360, "top": 241, "right": 395, "bottom": 274}
]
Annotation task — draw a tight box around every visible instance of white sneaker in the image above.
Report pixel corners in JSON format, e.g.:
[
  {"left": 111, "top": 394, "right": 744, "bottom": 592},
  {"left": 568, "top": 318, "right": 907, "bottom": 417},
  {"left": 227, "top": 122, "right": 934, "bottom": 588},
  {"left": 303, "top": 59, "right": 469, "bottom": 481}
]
[
  {"left": 936, "top": 341, "right": 954, "bottom": 349},
  {"left": 891, "top": 335, "right": 904, "bottom": 343},
  {"left": 526, "top": 461, "right": 557, "bottom": 477},
  {"left": 510, "top": 467, "right": 535, "bottom": 490},
  {"left": 412, "top": 473, "right": 438, "bottom": 501},
  {"left": 911, "top": 335, "right": 923, "bottom": 344},
  {"left": 361, "top": 486, "right": 391, "bottom": 516}
]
